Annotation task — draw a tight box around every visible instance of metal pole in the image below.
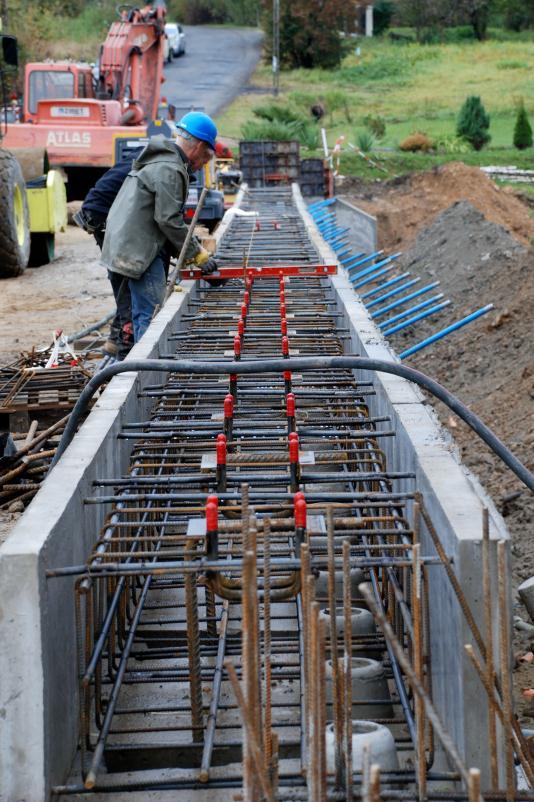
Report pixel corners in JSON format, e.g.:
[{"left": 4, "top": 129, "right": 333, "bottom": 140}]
[
  {"left": 164, "top": 186, "right": 208, "bottom": 301},
  {"left": 273, "top": 0, "right": 280, "bottom": 96}
]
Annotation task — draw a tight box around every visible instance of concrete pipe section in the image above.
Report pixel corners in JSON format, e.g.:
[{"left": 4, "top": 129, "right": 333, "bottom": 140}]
[
  {"left": 326, "top": 720, "right": 400, "bottom": 773},
  {"left": 325, "top": 657, "right": 394, "bottom": 719}
]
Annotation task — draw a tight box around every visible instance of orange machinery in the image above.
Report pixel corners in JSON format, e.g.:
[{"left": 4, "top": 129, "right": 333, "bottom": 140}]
[{"left": 3, "top": 2, "right": 167, "bottom": 197}]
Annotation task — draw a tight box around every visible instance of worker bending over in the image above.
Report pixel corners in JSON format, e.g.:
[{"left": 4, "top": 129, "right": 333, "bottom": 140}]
[
  {"left": 101, "top": 112, "right": 219, "bottom": 341},
  {"left": 75, "top": 146, "right": 143, "bottom": 359}
]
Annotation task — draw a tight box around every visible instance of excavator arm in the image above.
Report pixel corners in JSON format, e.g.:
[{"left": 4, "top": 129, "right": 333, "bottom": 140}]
[{"left": 97, "top": 1, "right": 166, "bottom": 125}]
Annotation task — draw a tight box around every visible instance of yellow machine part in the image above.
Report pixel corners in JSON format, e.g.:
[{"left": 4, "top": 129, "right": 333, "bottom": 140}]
[{"left": 27, "top": 170, "right": 67, "bottom": 234}]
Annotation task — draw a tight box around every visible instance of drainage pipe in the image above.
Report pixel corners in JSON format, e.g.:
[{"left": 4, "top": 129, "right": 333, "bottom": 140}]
[{"left": 49, "top": 356, "right": 534, "bottom": 490}]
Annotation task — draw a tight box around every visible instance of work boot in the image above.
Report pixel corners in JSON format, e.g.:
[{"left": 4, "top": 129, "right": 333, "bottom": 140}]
[{"left": 102, "top": 339, "right": 118, "bottom": 357}]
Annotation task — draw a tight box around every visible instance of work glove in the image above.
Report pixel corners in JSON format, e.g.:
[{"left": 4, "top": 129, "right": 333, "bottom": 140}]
[
  {"left": 201, "top": 256, "right": 219, "bottom": 276},
  {"left": 192, "top": 246, "right": 211, "bottom": 267}
]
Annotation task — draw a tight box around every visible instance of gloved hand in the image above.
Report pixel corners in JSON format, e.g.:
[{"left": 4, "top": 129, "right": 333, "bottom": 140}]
[
  {"left": 201, "top": 256, "right": 219, "bottom": 276},
  {"left": 192, "top": 247, "right": 211, "bottom": 267}
]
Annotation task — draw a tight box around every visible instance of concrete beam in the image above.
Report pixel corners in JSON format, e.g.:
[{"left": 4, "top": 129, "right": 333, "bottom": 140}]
[
  {"left": 295, "top": 184, "right": 510, "bottom": 780},
  {"left": 0, "top": 286, "right": 195, "bottom": 802}
]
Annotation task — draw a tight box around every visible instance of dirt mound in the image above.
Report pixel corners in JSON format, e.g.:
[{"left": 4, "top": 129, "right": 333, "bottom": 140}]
[
  {"left": 343, "top": 161, "right": 534, "bottom": 251},
  {"left": 374, "top": 202, "right": 534, "bottom": 717}
]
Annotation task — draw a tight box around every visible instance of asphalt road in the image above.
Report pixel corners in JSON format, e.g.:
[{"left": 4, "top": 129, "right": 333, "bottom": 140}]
[{"left": 162, "top": 26, "right": 263, "bottom": 118}]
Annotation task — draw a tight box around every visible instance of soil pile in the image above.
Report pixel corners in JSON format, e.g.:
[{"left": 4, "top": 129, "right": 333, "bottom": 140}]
[
  {"left": 343, "top": 161, "right": 534, "bottom": 251},
  {"left": 373, "top": 200, "right": 534, "bottom": 717}
]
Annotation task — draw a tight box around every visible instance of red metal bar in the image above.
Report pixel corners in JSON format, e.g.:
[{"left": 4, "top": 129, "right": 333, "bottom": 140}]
[{"left": 180, "top": 264, "right": 337, "bottom": 280}]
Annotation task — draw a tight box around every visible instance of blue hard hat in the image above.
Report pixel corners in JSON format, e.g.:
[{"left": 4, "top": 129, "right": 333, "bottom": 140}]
[{"left": 176, "top": 112, "right": 217, "bottom": 150}]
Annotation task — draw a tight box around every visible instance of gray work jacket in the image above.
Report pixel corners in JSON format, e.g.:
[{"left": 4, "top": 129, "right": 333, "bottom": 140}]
[{"left": 101, "top": 137, "right": 199, "bottom": 279}]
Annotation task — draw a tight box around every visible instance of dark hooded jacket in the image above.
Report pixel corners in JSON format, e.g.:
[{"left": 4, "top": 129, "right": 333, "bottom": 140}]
[{"left": 101, "top": 137, "right": 200, "bottom": 279}]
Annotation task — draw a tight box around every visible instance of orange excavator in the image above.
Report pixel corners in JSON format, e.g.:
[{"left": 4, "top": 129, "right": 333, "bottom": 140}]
[{"left": 3, "top": 2, "right": 167, "bottom": 197}]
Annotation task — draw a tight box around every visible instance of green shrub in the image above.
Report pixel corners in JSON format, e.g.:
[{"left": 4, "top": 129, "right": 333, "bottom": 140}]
[
  {"left": 457, "top": 96, "right": 491, "bottom": 151},
  {"left": 354, "top": 130, "right": 376, "bottom": 152},
  {"left": 252, "top": 104, "right": 306, "bottom": 126},
  {"left": 433, "top": 134, "right": 472, "bottom": 154},
  {"left": 513, "top": 104, "right": 533, "bottom": 150},
  {"left": 241, "top": 120, "right": 297, "bottom": 141},
  {"left": 241, "top": 119, "right": 319, "bottom": 150},
  {"left": 363, "top": 115, "right": 386, "bottom": 139}
]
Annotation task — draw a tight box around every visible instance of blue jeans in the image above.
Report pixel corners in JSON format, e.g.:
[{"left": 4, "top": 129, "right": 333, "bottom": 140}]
[{"left": 129, "top": 254, "right": 166, "bottom": 342}]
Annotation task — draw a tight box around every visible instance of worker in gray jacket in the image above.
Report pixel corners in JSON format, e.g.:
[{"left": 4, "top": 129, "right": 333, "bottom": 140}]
[{"left": 101, "top": 112, "right": 218, "bottom": 341}]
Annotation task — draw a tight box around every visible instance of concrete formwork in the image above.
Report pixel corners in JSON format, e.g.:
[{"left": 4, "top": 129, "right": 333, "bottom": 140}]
[
  {"left": 0, "top": 186, "right": 510, "bottom": 800},
  {"left": 0, "top": 288, "right": 196, "bottom": 802},
  {"left": 333, "top": 197, "right": 378, "bottom": 256},
  {"left": 297, "top": 186, "right": 509, "bottom": 779}
]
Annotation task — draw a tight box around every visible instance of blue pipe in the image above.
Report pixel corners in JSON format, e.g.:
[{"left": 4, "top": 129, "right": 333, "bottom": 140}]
[
  {"left": 352, "top": 264, "right": 395, "bottom": 289},
  {"left": 329, "top": 233, "right": 349, "bottom": 247},
  {"left": 365, "top": 278, "right": 420, "bottom": 309},
  {"left": 329, "top": 226, "right": 350, "bottom": 238},
  {"left": 337, "top": 248, "right": 353, "bottom": 260},
  {"left": 316, "top": 212, "right": 336, "bottom": 226},
  {"left": 371, "top": 282, "right": 440, "bottom": 319},
  {"left": 377, "top": 294, "right": 445, "bottom": 329},
  {"left": 349, "top": 251, "right": 401, "bottom": 278},
  {"left": 329, "top": 228, "right": 350, "bottom": 241},
  {"left": 317, "top": 219, "right": 337, "bottom": 233},
  {"left": 361, "top": 272, "right": 411, "bottom": 299},
  {"left": 320, "top": 224, "right": 341, "bottom": 239},
  {"left": 382, "top": 301, "right": 451, "bottom": 336},
  {"left": 341, "top": 251, "right": 365, "bottom": 265},
  {"left": 316, "top": 210, "right": 335, "bottom": 222},
  {"left": 348, "top": 254, "right": 397, "bottom": 283},
  {"left": 399, "top": 304, "right": 494, "bottom": 359},
  {"left": 346, "top": 250, "right": 383, "bottom": 271},
  {"left": 308, "top": 197, "right": 335, "bottom": 212}
]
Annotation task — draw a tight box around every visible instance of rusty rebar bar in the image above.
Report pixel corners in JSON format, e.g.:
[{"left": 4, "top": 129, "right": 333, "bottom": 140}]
[{"left": 185, "top": 539, "right": 204, "bottom": 743}]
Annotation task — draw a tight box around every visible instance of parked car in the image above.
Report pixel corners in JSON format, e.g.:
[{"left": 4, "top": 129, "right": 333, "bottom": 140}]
[
  {"left": 164, "top": 22, "right": 186, "bottom": 57},
  {"left": 163, "top": 33, "right": 172, "bottom": 63}
]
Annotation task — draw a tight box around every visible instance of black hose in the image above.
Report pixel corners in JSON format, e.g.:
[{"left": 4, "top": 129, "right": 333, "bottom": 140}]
[{"left": 50, "top": 356, "right": 534, "bottom": 490}]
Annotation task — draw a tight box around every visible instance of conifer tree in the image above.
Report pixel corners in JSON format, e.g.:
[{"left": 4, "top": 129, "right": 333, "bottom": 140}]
[
  {"left": 457, "top": 96, "right": 491, "bottom": 151},
  {"left": 513, "top": 103, "right": 533, "bottom": 150}
]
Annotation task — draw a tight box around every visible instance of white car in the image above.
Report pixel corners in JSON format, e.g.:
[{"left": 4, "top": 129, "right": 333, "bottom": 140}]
[{"left": 164, "top": 23, "right": 186, "bottom": 57}]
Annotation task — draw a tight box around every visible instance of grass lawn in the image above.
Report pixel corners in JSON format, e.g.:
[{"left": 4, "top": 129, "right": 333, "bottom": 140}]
[{"left": 216, "top": 32, "right": 534, "bottom": 178}]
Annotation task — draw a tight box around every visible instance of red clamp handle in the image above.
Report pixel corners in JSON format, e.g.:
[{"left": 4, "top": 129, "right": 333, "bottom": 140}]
[
  {"left": 282, "top": 336, "right": 289, "bottom": 356},
  {"left": 294, "top": 495, "right": 307, "bottom": 528},
  {"left": 206, "top": 495, "right": 219, "bottom": 531},
  {"left": 286, "top": 392, "right": 296, "bottom": 417},
  {"left": 216, "top": 434, "right": 227, "bottom": 465},
  {"left": 224, "top": 394, "right": 234, "bottom": 418},
  {"left": 289, "top": 431, "right": 299, "bottom": 463}
]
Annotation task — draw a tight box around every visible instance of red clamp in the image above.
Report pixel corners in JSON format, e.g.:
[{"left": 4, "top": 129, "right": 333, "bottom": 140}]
[
  {"left": 206, "top": 494, "right": 219, "bottom": 560},
  {"left": 289, "top": 431, "right": 299, "bottom": 463},
  {"left": 281, "top": 317, "right": 288, "bottom": 336},
  {"left": 216, "top": 433, "right": 227, "bottom": 466},
  {"left": 216, "top": 435, "right": 227, "bottom": 492},
  {"left": 282, "top": 335, "right": 289, "bottom": 357},
  {"left": 294, "top": 491, "right": 307, "bottom": 528},
  {"left": 286, "top": 392, "right": 296, "bottom": 418},
  {"left": 224, "top": 393, "right": 234, "bottom": 419}
]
